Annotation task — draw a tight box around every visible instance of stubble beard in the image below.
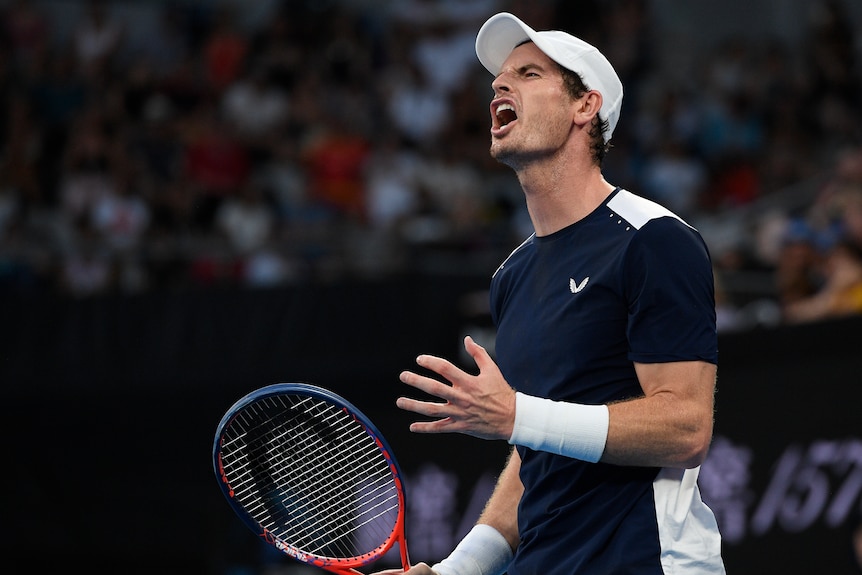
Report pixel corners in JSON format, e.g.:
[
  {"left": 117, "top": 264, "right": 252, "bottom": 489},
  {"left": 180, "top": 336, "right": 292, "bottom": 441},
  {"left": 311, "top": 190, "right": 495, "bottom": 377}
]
[
  {"left": 490, "top": 136, "right": 558, "bottom": 172},
  {"left": 490, "top": 110, "right": 571, "bottom": 171},
  {"left": 490, "top": 134, "right": 539, "bottom": 172},
  {"left": 490, "top": 139, "right": 518, "bottom": 169}
]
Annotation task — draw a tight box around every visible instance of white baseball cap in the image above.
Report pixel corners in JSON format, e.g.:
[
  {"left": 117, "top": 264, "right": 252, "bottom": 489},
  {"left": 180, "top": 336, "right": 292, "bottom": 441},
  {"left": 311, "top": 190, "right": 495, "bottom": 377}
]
[{"left": 475, "top": 12, "right": 623, "bottom": 143}]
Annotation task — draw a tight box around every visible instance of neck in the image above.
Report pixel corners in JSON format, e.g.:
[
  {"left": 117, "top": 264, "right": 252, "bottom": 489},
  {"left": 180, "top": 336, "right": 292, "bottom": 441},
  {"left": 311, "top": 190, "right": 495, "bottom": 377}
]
[{"left": 516, "top": 154, "right": 614, "bottom": 237}]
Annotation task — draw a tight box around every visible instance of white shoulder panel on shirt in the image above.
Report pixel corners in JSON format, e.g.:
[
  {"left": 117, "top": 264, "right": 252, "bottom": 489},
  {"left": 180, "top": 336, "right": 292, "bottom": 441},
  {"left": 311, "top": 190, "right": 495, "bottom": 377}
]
[{"left": 607, "top": 190, "right": 692, "bottom": 231}]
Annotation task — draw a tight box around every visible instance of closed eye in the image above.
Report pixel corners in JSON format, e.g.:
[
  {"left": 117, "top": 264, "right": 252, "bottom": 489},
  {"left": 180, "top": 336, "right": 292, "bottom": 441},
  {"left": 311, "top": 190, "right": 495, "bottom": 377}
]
[{"left": 518, "top": 64, "right": 545, "bottom": 79}]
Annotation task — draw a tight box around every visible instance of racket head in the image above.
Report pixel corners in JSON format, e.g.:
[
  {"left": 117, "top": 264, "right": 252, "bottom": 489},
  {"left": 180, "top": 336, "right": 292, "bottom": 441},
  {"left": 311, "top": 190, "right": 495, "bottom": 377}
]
[{"left": 213, "top": 383, "right": 409, "bottom": 574}]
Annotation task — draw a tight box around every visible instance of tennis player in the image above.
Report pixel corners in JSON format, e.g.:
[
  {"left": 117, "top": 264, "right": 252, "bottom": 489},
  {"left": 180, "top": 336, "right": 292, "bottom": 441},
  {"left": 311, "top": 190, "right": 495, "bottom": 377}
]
[{"left": 376, "top": 12, "right": 725, "bottom": 575}]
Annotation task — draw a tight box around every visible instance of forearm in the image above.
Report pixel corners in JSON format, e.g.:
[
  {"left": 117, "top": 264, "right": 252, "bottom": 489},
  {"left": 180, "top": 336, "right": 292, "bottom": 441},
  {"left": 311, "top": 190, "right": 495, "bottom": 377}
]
[
  {"left": 509, "top": 361, "right": 717, "bottom": 469},
  {"left": 602, "top": 389, "right": 714, "bottom": 468},
  {"left": 476, "top": 447, "right": 522, "bottom": 549},
  {"left": 602, "top": 360, "right": 717, "bottom": 468},
  {"left": 432, "top": 449, "right": 521, "bottom": 575}
]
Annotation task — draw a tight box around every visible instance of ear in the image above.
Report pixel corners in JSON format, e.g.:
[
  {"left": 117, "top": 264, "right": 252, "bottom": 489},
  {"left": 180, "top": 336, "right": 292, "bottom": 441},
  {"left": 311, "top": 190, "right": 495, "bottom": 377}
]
[{"left": 572, "top": 90, "right": 603, "bottom": 129}]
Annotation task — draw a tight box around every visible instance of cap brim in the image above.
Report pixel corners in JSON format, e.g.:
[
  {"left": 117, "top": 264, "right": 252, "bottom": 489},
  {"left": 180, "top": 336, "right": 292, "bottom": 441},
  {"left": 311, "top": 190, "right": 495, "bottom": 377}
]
[{"left": 475, "top": 12, "right": 537, "bottom": 76}]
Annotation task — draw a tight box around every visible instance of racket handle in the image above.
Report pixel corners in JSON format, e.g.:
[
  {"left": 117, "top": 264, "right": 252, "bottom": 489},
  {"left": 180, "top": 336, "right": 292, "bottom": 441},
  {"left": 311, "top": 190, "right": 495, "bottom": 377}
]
[{"left": 400, "top": 539, "right": 411, "bottom": 570}]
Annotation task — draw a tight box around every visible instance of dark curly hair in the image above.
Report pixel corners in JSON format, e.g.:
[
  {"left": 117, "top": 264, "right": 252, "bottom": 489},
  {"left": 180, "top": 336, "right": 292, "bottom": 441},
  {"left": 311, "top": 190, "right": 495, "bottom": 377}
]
[{"left": 555, "top": 62, "right": 612, "bottom": 165}]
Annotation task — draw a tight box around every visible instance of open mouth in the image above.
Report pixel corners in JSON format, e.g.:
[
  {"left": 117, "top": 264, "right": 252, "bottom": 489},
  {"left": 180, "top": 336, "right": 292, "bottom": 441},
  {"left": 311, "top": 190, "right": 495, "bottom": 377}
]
[{"left": 495, "top": 103, "right": 518, "bottom": 127}]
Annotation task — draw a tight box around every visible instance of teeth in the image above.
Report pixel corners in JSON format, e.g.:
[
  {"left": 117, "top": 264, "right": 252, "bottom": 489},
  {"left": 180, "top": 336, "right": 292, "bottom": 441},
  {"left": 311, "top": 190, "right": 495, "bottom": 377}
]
[{"left": 496, "top": 103, "right": 515, "bottom": 116}]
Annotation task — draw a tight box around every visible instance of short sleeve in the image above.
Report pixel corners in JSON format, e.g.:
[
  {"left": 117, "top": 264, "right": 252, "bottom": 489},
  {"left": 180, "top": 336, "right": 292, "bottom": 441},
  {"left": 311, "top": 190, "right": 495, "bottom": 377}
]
[{"left": 624, "top": 217, "right": 718, "bottom": 364}]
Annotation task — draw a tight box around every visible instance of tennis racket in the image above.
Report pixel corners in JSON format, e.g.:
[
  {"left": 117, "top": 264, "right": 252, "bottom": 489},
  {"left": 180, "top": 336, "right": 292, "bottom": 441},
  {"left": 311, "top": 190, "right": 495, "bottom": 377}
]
[{"left": 213, "top": 383, "right": 411, "bottom": 574}]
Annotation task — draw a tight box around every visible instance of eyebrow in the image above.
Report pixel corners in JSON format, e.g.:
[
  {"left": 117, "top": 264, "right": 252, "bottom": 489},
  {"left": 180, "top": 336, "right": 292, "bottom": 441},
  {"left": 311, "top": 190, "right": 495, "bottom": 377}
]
[{"left": 495, "top": 62, "right": 547, "bottom": 80}]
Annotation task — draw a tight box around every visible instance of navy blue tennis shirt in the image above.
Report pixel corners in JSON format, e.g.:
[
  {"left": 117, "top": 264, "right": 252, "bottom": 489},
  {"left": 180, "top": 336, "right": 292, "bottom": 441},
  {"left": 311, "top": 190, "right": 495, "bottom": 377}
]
[{"left": 490, "top": 188, "right": 724, "bottom": 574}]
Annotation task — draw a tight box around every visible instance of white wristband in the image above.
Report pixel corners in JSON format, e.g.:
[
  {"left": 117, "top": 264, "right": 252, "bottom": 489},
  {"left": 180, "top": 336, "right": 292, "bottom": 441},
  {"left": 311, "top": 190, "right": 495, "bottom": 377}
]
[
  {"left": 508, "top": 392, "right": 609, "bottom": 463},
  {"left": 431, "top": 524, "right": 512, "bottom": 575}
]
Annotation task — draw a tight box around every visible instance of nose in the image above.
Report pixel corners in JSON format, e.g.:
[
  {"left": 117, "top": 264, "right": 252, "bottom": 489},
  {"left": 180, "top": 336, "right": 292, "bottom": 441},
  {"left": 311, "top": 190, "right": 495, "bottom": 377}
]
[{"left": 491, "top": 74, "right": 511, "bottom": 96}]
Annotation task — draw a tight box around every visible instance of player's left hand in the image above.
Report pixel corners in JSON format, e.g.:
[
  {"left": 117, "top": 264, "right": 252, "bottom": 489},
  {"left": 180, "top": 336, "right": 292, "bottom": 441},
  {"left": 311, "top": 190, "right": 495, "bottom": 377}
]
[{"left": 397, "top": 335, "right": 516, "bottom": 440}]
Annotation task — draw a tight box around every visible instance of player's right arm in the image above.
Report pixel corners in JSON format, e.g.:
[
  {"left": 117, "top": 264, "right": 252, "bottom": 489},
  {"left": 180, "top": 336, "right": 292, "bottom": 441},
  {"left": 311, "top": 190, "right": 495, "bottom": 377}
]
[
  {"left": 373, "top": 449, "right": 521, "bottom": 575},
  {"left": 475, "top": 447, "right": 521, "bottom": 550},
  {"left": 429, "top": 448, "right": 521, "bottom": 575}
]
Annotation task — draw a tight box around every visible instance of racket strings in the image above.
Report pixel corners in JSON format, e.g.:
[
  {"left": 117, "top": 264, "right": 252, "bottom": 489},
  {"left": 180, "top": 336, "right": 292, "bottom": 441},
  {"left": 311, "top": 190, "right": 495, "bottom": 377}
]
[
  {"left": 245, "top": 398, "right": 392, "bottom": 516},
  {"left": 256, "top": 409, "right": 396, "bottom": 553},
  {"left": 219, "top": 393, "right": 400, "bottom": 559},
  {"left": 269, "top": 408, "right": 398, "bottom": 556},
  {"left": 269, "top": 400, "right": 399, "bottom": 554},
  {"left": 224, "top": 398, "right": 376, "bottom": 553}
]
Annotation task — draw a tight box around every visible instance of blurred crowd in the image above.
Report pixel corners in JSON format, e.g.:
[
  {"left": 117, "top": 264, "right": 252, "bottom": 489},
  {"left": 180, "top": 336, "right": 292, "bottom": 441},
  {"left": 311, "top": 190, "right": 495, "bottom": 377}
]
[{"left": 0, "top": 0, "right": 860, "bottom": 331}]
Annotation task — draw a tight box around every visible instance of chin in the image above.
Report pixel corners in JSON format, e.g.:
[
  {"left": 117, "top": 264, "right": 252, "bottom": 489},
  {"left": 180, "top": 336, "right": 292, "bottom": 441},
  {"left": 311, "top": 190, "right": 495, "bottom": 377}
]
[
  {"left": 490, "top": 144, "right": 521, "bottom": 170},
  {"left": 490, "top": 141, "right": 509, "bottom": 160}
]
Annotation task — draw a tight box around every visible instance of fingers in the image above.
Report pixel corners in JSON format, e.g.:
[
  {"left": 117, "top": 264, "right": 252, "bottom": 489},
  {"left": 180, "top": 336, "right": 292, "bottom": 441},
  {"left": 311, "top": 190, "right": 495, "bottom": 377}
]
[
  {"left": 464, "top": 335, "right": 492, "bottom": 372},
  {"left": 416, "top": 351, "right": 467, "bottom": 384},
  {"left": 395, "top": 395, "right": 447, "bottom": 418},
  {"left": 395, "top": 387, "right": 461, "bottom": 434},
  {"left": 399, "top": 368, "right": 453, "bottom": 399},
  {"left": 398, "top": 347, "right": 473, "bottom": 401},
  {"left": 408, "top": 417, "right": 456, "bottom": 434},
  {"left": 395, "top": 337, "right": 501, "bottom": 437},
  {"left": 371, "top": 561, "right": 436, "bottom": 574},
  {"left": 398, "top": 336, "right": 490, "bottom": 409}
]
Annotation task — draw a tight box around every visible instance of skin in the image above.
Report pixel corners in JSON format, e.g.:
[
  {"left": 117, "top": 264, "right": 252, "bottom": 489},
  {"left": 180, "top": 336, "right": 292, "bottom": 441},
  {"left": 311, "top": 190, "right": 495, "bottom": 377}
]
[
  {"left": 374, "top": 42, "right": 717, "bottom": 575},
  {"left": 854, "top": 523, "right": 862, "bottom": 571}
]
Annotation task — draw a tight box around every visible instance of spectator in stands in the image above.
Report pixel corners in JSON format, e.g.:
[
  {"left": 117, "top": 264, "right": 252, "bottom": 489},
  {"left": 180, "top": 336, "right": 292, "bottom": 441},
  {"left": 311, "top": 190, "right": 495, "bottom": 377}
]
[
  {"left": 383, "top": 54, "right": 451, "bottom": 147},
  {"left": 57, "top": 106, "right": 118, "bottom": 223},
  {"left": 364, "top": 130, "right": 421, "bottom": 232},
  {"left": 136, "top": 3, "right": 190, "bottom": 79},
  {"left": 301, "top": 113, "right": 371, "bottom": 221},
  {"left": 221, "top": 63, "right": 290, "bottom": 164},
  {"left": 1, "top": 90, "right": 41, "bottom": 208},
  {"left": 2, "top": 0, "right": 50, "bottom": 70},
  {"left": 641, "top": 135, "right": 707, "bottom": 219},
  {"left": 253, "top": 139, "right": 309, "bottom": 225},
  {"left": 828, "top": 150, "right": 862, "bottom": 248},
  {"left": 214, "top": 180, "right": 276, "bottom": 256},
  {"left": 71, "top": 0, "right": 125, "bottom": 81},
  {"left": 202, "top": 4, "right": 248, "bottom": 94},
  {"left": 783, "top": 236, "right": 862, "bottom": 323},
  {"left": 774, "top": 218, "right": 824, "bottom": 313},
  {"left": 0, "top": 0, "right": 858, "bottom": 305},
  {"left": 89, "top": 163, "right": 151, "bottom": 255},
  {"left": 180, "top": 100, "right": 251, "bottom": 229},
  {"left": 58, "top": 217, "right": 114, "bottom": 297}
]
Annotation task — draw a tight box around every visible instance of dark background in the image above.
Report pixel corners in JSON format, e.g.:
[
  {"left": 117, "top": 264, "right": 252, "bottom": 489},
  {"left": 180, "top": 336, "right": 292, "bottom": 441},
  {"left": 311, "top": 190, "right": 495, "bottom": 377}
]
[
  {"left": 4, "top": 279, "right": 861, "bottom": 574},
  {"left": 2, "top": 1, "right": 862, "bottom": 573}
]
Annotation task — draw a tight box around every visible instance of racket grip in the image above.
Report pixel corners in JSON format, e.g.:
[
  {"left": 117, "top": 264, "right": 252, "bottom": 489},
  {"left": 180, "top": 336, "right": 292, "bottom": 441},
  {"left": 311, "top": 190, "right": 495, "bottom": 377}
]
[{"left": 400, "top": 539, "right": 411, "bottom": 570}]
